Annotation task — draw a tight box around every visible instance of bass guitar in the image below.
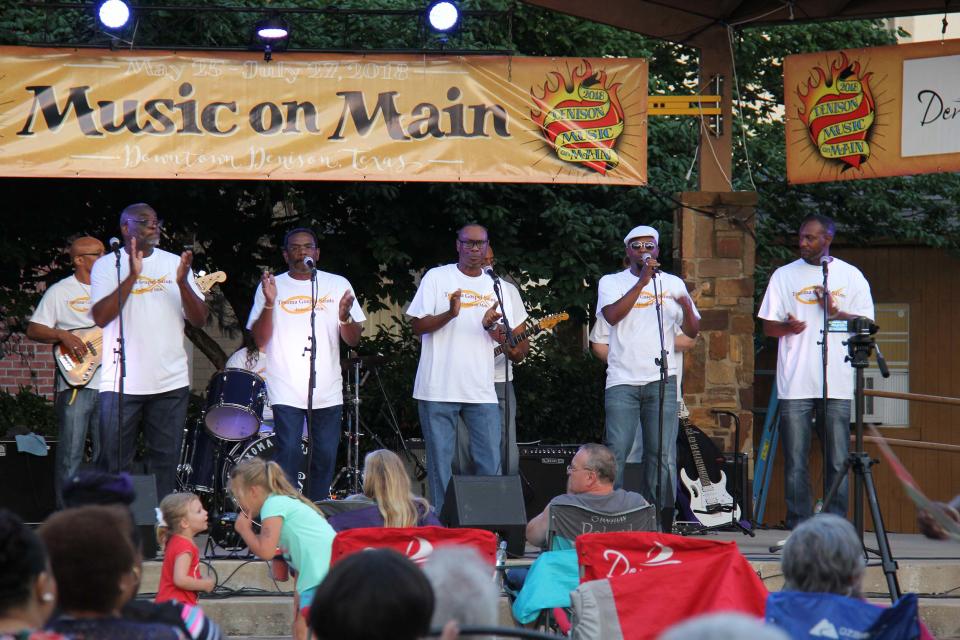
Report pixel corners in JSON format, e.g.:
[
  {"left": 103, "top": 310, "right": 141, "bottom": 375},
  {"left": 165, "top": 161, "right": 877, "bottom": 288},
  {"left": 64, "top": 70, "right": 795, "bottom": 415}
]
[
  {"left": 54, "top": 271, "right": 226, "bottom": 387},
  {"left": 677, "top": 403, "right": 741, "bottom": 528},
  {"left": 493, "top": 312, "right": 569, "bottom": 357}
]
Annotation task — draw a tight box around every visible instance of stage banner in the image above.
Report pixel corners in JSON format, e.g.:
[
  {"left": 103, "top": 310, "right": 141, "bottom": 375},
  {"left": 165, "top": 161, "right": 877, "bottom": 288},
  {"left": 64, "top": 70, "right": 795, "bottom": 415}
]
[
  {"left": 0, "top": 46, "right": 647, "bottom": 184},
  {"left": 784, "top": 38, "right": 960, "bottom": 184}
]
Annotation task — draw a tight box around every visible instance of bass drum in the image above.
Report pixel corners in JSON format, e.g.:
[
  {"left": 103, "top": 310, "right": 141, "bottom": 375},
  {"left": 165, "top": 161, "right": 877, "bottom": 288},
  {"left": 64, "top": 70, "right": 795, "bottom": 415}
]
[{"left": 223, "top": 432, "right": 309, "bottom": 494}]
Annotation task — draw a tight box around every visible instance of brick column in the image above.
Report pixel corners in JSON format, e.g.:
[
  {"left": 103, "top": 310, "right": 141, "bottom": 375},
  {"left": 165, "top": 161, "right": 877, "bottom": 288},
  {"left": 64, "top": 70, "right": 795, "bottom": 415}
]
[{"left": 674, "top": 191, "right": 758, "bottom": 456}]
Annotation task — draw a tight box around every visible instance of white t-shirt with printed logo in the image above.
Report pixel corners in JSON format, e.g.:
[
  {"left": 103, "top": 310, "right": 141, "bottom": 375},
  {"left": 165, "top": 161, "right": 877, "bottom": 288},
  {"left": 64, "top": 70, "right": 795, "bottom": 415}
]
[
  {"left": 31, "top": 274, "right": 101, "bottom": 391},
  {"left": 597, "top": 269, "right": 700, "bottom": 389},
  {"left": 407, "top": 264, "right": 524, "bottom": 403},
  {"left": 90, "top": 248, "right": 204, "bottom": 395},
  {"left": 493, "top": 280, "right": 529, "bottom": 384},
  {"left": 758, "top": 257, "right": 874, "bottom": 400},
  {"left": 246, "top": 271, "right": 365, "bottom": 410}
]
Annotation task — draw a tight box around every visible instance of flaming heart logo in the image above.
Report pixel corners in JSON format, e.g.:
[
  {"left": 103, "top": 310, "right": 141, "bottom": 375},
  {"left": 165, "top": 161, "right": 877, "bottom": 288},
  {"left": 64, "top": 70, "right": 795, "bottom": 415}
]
[
  {"left": 530, "top": 60, "right": 625, "bottom": 175},
  {"left": 796, "top": 52, "right": 876, "bottom": 170}
]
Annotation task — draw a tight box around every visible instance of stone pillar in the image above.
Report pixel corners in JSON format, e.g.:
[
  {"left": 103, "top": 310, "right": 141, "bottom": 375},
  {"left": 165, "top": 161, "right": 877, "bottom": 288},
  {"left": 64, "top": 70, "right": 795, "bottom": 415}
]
[{"left": 674, "top": 191, "right": 758, "bottom": 457}]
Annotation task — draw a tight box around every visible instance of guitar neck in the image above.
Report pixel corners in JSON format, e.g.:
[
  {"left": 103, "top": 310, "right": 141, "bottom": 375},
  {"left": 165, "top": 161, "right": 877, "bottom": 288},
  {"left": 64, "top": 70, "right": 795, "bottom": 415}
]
[
  {"left": 493, "top": 324, "right": 540, "bottom": 357},
  {"left": 683, "top": 421, "right": 714, "bottom": 487}
]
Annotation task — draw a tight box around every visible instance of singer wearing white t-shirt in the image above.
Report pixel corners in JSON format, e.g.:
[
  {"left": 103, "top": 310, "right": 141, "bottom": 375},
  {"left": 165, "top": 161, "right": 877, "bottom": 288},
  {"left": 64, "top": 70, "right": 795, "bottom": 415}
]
[
  {"left": 598, "top": 225, "right": 700, "bottom": 532},
  {"left": 91, "top": 204, "right": 208, "bottom": 499},
  {"left": 27, "top": 236, "right": 106, "bottom": 508},
  {"left": 406, "top": 225, "right": 516, "bottom": 515},
  {"left": 758, "top": 214, "right": 874, "bottom": 529},
  {"left": 248, "top": 228, "right": 365, "bottom": 501},
  {"left": 453, "top": 245, "right": 530, "bottom": 477}
]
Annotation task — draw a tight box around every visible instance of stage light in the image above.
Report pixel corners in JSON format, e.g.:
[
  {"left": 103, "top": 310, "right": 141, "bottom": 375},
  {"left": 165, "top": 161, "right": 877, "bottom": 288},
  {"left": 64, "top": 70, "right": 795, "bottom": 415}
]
[
  {"left": 255, "top": 16, "right": 289, "bottom": 41},
  {"left": 427, "top": 1, "right": 460, "bottom": 33},
  {"left": 253, "top": 14, "right": 290, "bottom": 62},
  {"left": 97, "top": 0, "right": 131, "bottom": 30}
]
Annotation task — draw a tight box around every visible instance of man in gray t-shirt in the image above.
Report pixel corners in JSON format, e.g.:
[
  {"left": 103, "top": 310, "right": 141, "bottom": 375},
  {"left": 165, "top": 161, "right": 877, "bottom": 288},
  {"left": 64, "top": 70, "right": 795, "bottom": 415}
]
[{"left": 526, "top": 443, "right": 648, "bottom": 548}]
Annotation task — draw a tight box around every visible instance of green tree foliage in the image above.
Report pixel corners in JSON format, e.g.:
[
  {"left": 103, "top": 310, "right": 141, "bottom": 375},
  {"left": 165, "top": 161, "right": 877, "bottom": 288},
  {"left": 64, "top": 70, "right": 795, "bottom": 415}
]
[{"left": 0, "top": 3, "right": 956, "bottom": 446}]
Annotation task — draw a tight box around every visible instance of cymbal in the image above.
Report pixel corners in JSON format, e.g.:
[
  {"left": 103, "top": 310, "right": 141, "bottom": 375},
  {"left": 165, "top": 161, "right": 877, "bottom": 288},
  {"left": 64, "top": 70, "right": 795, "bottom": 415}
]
[{"left": 340, "top": 354, "right": 388, "bottom": 370}]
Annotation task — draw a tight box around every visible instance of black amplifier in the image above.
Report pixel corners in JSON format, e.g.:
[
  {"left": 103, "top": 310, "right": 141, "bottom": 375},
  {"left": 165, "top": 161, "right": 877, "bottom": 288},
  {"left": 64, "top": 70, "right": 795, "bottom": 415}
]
[{"left": 518, "top": 444, "right": 580, "bottom": 519}]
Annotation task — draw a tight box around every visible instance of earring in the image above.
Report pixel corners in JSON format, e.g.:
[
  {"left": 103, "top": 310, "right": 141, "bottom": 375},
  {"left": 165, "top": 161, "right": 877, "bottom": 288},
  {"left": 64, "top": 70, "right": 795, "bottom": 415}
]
[{"left": 41, "top": 593, "right": 54, "bottom": 602}]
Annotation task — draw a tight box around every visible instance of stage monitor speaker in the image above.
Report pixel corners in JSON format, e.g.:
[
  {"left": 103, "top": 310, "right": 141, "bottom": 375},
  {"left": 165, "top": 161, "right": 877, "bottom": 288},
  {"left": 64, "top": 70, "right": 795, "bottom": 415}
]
[
  {"left": 131, "top": 474, "right": 160, "bottom": 559},
  {"left": 0, "top": 439, "right": 57, "bottom": 523},
  {"left": 440, "top": 475, "right": 527, "bottom": 557},
  {"left": 518, "top": 445, "right": 578, "bottom": 520},
  {"left": 722, "top": 452, "right": 752, "bottom": 524},
  {"left": 401, "top": 439, "right": 429, "bottom": 500}
]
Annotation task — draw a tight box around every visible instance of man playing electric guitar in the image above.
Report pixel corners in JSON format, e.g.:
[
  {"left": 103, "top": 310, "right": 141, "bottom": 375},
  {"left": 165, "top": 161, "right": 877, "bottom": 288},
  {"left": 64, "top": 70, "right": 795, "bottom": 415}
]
[{"left": 27, "top": 235, "right": 106, "bottom": 508}]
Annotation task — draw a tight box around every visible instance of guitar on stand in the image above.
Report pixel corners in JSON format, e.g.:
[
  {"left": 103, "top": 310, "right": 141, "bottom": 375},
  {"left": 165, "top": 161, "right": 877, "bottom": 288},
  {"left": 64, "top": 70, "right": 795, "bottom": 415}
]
[
  {"left": 677, "top": 401, "right": 743, "bottom": 529},
  {"left": 54, "top": 271, "right": 227, "bottom": 387}
]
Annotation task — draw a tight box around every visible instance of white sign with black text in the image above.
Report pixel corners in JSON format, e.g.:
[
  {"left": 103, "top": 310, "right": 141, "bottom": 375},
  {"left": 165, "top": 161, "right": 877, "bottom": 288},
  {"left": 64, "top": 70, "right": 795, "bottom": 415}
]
[{"left": 901, "top": 54, "right": 960, "bottom": 157}]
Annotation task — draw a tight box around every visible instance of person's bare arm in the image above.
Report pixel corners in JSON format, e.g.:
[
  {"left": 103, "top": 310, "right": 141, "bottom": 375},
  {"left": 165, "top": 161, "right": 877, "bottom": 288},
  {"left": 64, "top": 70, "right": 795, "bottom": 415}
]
[
  {"left": 251, "top": 273, "right": 277, "bottom": 351},
  {"left": 411, "top": 290, "right": 461, "bottom": 336},
  {"left": 338, "top": 290, "right": 363, "bottom": 347},
  {"left": 26, "top": 323, "right": 89, "bottom": 357},
  {"left": 235, "top": 514, "right": 283, "bottom": 560},
  {"left": 176, "top": 251, "right": 208, "bottom": 328},
  {"left": 92, "top": 238, "right": 142, "bottom": 327},
  {"left": 601, "top": 262, "right": 657, "bottom": 326},
  {"left": 526, "top": 507, "right": 549, "bottom": 548},
  {"left": 171, "top": 552, "right": 216, "bottom": 592},
  {"left": 762, "top": 315, "right": 806, "bottom": 338}
]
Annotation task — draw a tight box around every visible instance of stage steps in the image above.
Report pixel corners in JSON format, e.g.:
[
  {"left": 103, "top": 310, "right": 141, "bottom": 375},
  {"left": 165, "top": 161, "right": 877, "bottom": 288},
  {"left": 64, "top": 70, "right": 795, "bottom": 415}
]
[{"left": 139, "top": 555, "right": 960, "bottom": 638}]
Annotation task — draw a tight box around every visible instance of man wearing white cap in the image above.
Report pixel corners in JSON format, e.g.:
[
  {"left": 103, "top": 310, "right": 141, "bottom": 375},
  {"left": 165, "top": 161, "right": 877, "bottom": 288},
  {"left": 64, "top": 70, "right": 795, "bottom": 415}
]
[{"left": 597, "top": 225, "right": 700, "bottom": 531}]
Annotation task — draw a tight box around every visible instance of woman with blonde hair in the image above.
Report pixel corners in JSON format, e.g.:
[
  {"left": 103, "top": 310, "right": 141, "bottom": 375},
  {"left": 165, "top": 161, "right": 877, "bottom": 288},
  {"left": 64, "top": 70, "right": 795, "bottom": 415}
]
[{"left": 327, "top": 449, "right": 441, "bottom": 531}]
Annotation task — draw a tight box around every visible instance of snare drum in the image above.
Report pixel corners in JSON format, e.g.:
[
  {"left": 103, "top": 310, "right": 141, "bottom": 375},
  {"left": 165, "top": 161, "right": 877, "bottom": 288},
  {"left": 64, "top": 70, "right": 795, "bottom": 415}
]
[{"left": 204, "top": 368, "right": 266, "bottom": 441}]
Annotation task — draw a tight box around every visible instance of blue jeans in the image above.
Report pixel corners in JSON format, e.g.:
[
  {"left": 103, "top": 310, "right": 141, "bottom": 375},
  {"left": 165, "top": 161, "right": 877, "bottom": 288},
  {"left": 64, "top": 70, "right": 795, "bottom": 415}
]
[
  {"left": 780, "top": 398, "right": 851, "bottom": 529},
  {"left": 272, "top": 404, "right": 342, "bottom": 502},
  {"left": 453, "top": 381, "right": 518, "bottom": 476},
  {"left": 604, "top": 378, "right": 678, "bottom": 512},
  {"left": 54, "top": 386, "right": 100, "bottom": 508},
  {"left": 97, "top": 387, "right": 189, "bottom": 499},
  {"left": 418, "top": 400, "right": 501, "bottom": 515}
]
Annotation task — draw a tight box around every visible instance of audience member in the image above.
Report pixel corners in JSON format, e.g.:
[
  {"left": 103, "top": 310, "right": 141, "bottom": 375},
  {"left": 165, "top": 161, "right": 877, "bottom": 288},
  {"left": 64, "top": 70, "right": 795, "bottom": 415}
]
[
  {"left": 327, "top": 449, "right": 441, "bottom": 531},
  {"left": 41, "top": 505, "right": 184, "bottom": 639},
  {"left": 229, "top": 458, "right": 335, "bottom": 640},
  {"left": 660, "top": 612, "right": 788, "bottom": 640},
  {"left": 0, "top": 510, "right": 62, "bottom": 639},
  {"left": 154, "top": 493, "right": 216, "bottom": 605},
  {"left": 526, "top": 443, "right": 648, "bottom": 548},
  {"left": 779, "top": 514, "right": 933, "bottom": 640},
  {"left": 61, "top": 470, "right": 222, "bottom": 640},
  {"left": 308, "top": 549, "right": 442, "bottom": 640},
  {"left": 422, "top": 546, "right": 499, "bottom": 637}
]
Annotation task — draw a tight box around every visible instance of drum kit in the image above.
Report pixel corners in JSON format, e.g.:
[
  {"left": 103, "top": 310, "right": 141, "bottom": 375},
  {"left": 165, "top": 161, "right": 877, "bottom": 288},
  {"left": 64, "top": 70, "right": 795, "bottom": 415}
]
[{"left": 176, "top": 368, "right": 307, "bottom": 552}]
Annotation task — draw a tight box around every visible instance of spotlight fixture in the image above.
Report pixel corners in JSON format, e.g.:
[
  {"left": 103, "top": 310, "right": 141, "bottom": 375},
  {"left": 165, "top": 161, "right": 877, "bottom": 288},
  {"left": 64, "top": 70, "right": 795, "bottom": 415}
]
[
  {"left": 426, "top": 0, "right": 460, "bottom": 33},
  {"left": 96, "top": 0, "right": 131, "bottom": 30},
  {"left": 253, "top": 14, "right": 290, "bottom": 62}
]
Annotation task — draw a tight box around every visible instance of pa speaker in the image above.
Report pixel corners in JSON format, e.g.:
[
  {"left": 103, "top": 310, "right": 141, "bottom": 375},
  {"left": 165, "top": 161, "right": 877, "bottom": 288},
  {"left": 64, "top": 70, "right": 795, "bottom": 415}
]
[
  {"left": 722, "top": 452, "right": 752, "bottom": 524},
  {"left": 0, "top": 439, "right": 57, "bottom": 523},
  {"left": 440, "top": 475, "right": 527, "bottom": 557},
  {"left": 131, "top": 474, "right": 159, "bottom": 559}
]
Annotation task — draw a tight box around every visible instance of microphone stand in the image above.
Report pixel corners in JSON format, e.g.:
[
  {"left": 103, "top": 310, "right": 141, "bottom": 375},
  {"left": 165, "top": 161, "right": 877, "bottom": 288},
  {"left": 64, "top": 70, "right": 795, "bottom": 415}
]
[
  {"left": 487, "top": 270, "right": 512, "bottom": 475},
  {"left": 651, "top": 269, "right": 669, "bottom": 532},
  {"left": 303, "top": 264, "right": 319, "bottom": 499},
  {"left": 818, "top": 258, "right": 830, "bottom": 511},
  {"left": 113, "top": 245, "right": 126, "bottom": 473}
]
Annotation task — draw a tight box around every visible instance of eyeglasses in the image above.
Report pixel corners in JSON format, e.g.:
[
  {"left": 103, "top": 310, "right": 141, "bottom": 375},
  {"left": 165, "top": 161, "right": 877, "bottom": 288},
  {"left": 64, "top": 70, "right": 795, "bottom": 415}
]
[
  {"left": 458, "top": 239, "right": 488, "bottom": 250},
  {"left": 286, "top": 243, "right": 317, "bottom": 251},
  {"left": 629, "top": 241, "right": 657, "bottom": 251},
  {"left": 566, "top": 464, "right": 595, "bottom": 474},
  {"left": 131, "top": 218, "right": 163, "bottom": 229}
]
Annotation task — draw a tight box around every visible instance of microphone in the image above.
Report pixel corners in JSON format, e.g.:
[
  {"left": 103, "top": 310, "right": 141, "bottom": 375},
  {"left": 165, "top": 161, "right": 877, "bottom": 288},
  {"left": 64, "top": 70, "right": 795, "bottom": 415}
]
[
  {"left": 108, "top": 237, "right": 121, "bottom": 255},
  {"left": 820, "top": 255, "right": 832, "bottom": 273},
  {"left": 641, "top": 253, "right": 658, "bottom": 273},
  {"left": 484, "top": 267, "right": 500, "bottom": 283},
  {"left": 303, "top": 256, "right": 316, "bottom": 272}
]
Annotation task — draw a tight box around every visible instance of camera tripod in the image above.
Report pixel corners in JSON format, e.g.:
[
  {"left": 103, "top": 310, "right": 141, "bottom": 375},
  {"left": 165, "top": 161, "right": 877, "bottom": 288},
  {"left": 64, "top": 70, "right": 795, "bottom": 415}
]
[{"left": 821, "top": 330, "right": 901, "bottom": 602}]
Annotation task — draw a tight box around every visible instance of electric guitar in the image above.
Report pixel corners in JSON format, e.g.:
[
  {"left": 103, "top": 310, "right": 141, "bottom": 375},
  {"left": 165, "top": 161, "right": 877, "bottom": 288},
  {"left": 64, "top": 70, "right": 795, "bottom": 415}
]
[
  {"left": 54, "top": 271, "right": 226, "bottom": 387},
  {"left": 493, "top": 312, "right": 569, "bottom": 357},
  {"left": 677, "top": 403, "right": 741, "bottom": 528}
]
